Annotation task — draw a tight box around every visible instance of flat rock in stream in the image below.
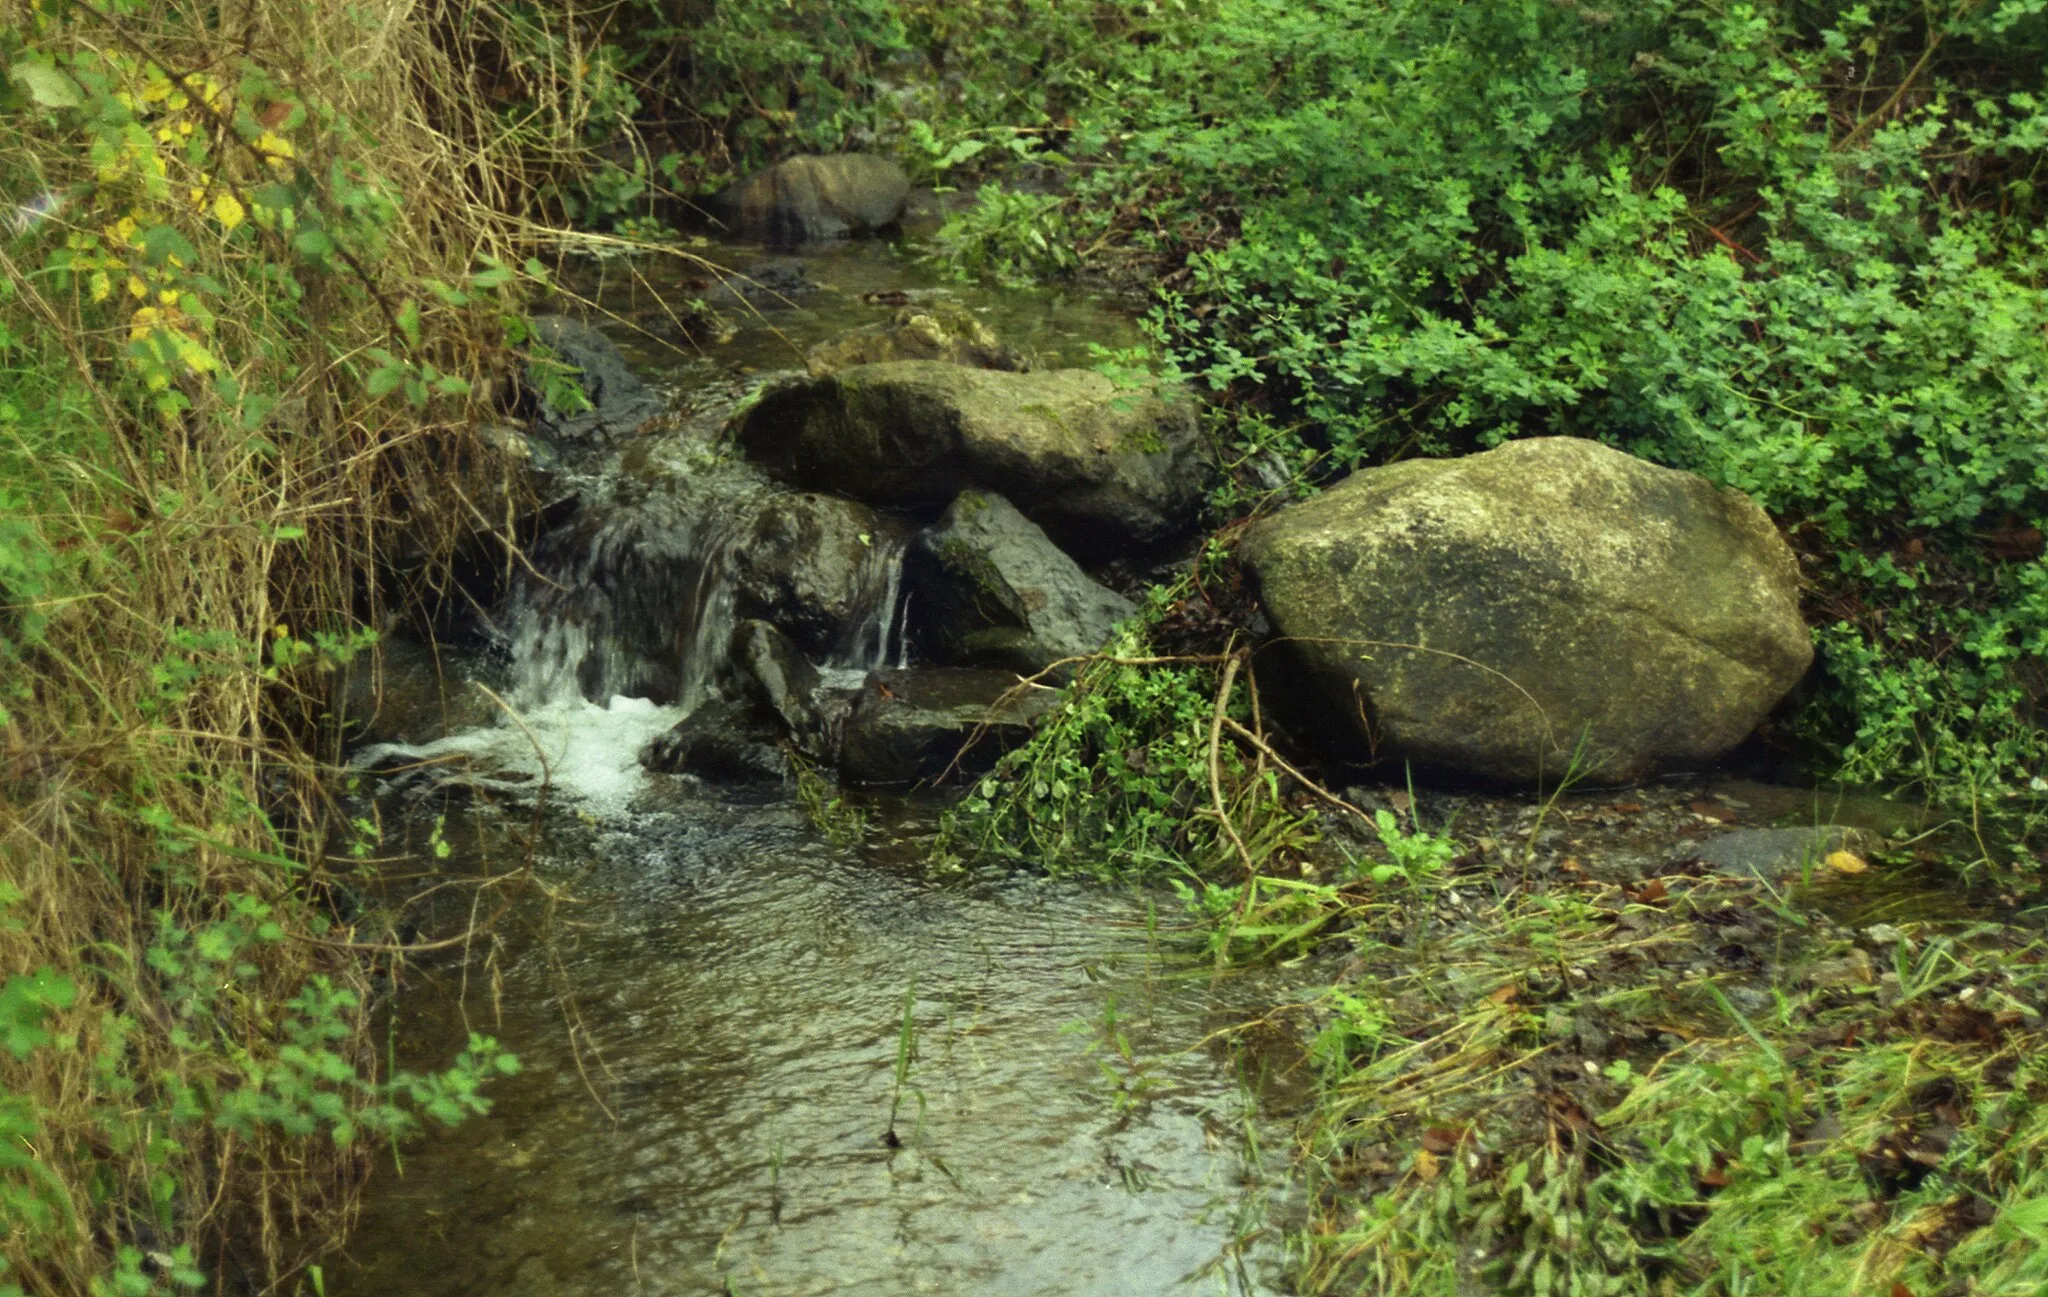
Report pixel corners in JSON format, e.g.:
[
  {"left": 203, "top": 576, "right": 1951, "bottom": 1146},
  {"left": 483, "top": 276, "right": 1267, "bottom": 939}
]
[
  {"left": 734, "top": 360, "right": 1209, "bottom": 560},
  {"left": 1693, "top": 826, "right": 1871, "bottom": 880},
  {"left": 838, "top": 668, "right": 1060, "bottom": 786},
  {"left": 525, "top": 314, "right": 666, "bottom": 441},
  {"left": 908, "top": 490, "right": 1135, "bottom": 674},
  {"left": 806, "top": 304, "right": 1027, "bottom": 376}
]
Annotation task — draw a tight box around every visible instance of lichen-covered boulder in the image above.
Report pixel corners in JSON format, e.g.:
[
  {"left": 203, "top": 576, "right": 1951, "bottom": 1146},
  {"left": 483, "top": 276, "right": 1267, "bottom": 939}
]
[
  {"left": 733, "top": 361, "right": 1208, "bottom": 560},
  {"left": 908, "top": 491, "right": 1135, "bottom": 674},
  {"left": 806, "top": 305, "right": 1026, "bottom": 377},
  {"left": 1240, "top": 438, "right": 1812, "bottom": 784},
  {"left": 716, "top": 154, "right": 910, "bottom": 244}
]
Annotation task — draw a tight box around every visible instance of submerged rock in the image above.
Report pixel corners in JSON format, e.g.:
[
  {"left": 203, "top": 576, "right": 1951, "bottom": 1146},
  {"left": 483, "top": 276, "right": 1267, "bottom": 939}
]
[
  {"left": 640, "top": 699, "right": 790, "bottom": 783},
  {"left": 908, "top": 491, "right": 1135, "bottom": 674},
  {"left": 806, "top": 304, "right": 1027, "bottom": 377},
  {"left": 1241, "top": 437, "right": 1812, "bottom": 784},
  {"left": 525, "top": 314, "right": 666, "bottom": 442},
  {"left": 715, "top": 154, "right": 910, "bottom": 244},
  {"left": 838, "top": 668, "right": 1060, "bottom": 786},
  {"left": 734, "top": 360, "right": 1209, "bottom": 559},
  {"left": 1694, "top": 826, "right": 1870, "bottom": 880},
  {"left": 729, "top": 492, "right": 907, "bottom": 659}
]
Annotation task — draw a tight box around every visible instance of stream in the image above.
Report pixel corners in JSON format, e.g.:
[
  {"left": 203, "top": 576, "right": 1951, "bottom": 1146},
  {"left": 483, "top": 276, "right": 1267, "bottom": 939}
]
[
  {"left": 329, "top": 238, "right": 1305, "bottom": 1296},
  {"left": 326, "top": 232, "right": 1964, "bottom": 1297}
]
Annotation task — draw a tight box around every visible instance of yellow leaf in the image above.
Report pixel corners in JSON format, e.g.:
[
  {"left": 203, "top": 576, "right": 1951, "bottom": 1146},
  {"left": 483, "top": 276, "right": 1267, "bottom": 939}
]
[
  {"left": 1825, "top": 850, "right": 1869, "bottom": 876},
  {"left": 128, "top": 306, "right": 162, "bottom": 340},
  {"left": 253, "top": 131, "right": 296, "bottom": 164},
  {"left": 212, "top": 192, "right": 245, "bottom": 230},
  {"left": 89, "top": 270, "right": 111, "bottom": 303},
  {"left": 127, "top": 275, "right": 147, "bottom": 299}
]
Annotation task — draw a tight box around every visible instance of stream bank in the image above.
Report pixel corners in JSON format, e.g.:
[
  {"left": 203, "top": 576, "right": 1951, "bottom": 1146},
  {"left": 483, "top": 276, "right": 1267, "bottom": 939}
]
[{"left": 329, "top": 232, "right": 2046, "bottom": 1297}]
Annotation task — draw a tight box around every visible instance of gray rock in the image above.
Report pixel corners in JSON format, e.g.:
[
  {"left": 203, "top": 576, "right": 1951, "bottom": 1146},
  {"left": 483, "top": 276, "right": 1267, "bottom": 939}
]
[
  {"left": 731, "top": 620, "right": 823, "bottom": 749},
  {"left": 729, "top": 493, "right": 908, "bottom": 659},
  {"left": 640, "top": 699, "right": 790, "bottom": 783},
  {"left": 806, "top": 305, "right": 1027, "bottom": 377},
  {"left": 525, "top": 314, "right": 665, "bottom": 441},
  {"left": 734, "top": 360, "right": 1209, "bottom": 560},
  {"left": 1695, "top": 826, "right": 1867, "bottom": 880},
  {"left": 838, "top": 668, "right": 1060, "bottom": 786},
  {"left": 1805, "top": 946, "right": 1876, "bottom": 989},
  {"left": 1240, "top": 437, "right": 1812, "bottom": 784},
  {"left": 716, "top": 154, "right": 910, "bottom": 244},
  {"left": 908, "top": 491, "right": 1135, "bottom": 674}
]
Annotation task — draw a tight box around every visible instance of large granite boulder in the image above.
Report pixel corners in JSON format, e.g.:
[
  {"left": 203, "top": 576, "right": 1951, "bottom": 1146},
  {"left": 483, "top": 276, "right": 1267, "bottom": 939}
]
[
  {"left": 806, "top": 305, "right": 1026, "bottom": 377},
  {"left": 838, "top": 668, "right": 1060, "bottom": 786},
  {"left": 525, "top": 315, "right": 665, "bottom": 441},
  {"left": 733, "top": 361, "right": 1208, "bottom": 560},
  {"left": 908, "top": 491, "right": 1135, "bottom": 674},
  {"left": 729, "top": 493, "right": 908, "bottom": 659},
  {"left": 715, "top": 154, "right": 910, "bottom": 244},
  {"left": 1240, "top": 438, "right": 1812, "bottom": 784}
]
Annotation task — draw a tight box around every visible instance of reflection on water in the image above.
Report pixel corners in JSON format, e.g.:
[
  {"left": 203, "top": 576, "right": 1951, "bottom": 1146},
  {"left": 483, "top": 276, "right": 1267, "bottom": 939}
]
[
  {"left": 334, "top": 237, "right": 1298, "bottom": 1296},
  {"left": 336, "top": 795, "right": 1301, "bottom": 1297}
]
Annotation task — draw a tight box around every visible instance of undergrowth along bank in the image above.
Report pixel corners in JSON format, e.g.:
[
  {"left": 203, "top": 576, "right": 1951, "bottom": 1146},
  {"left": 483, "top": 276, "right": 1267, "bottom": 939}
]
[
  {"left": 589, "top": 0, "right": 2048, "bottom": 839},
  {"left": 0, "top": 0, "right": 638, "bottom": 1289}
]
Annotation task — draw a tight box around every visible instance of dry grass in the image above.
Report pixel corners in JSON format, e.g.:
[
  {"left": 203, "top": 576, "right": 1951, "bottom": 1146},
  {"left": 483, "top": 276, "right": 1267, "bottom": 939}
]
[{"left": 0, "top": 0, "right": 625, "bottom": 1288}]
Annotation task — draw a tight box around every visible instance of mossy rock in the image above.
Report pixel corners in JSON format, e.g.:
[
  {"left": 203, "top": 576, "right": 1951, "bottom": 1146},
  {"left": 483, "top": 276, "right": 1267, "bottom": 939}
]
[
  {"left": 1240, "top": 437, "right": 1812, "bottom": 784},
  {"left": 734, "top": 360, "right": 1209, "bottom": 560}
]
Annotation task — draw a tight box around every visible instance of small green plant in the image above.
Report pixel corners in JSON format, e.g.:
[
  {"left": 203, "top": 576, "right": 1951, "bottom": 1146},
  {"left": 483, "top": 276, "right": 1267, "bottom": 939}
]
[
  {"left": 883, "top": 981, "right": 922, "bottom": 1147},
  {"left": 1063, "top": 993, "right": 1158, "bottom": 1122},
  {"left": 792, "top": 753, "right": 869, "bottom": 849},
  {"left": 926, "top": 185, "right": 1082, "bottom": 285},
  {"left": 1356, "top": 809, "right": 1457, "bottom": 888}
]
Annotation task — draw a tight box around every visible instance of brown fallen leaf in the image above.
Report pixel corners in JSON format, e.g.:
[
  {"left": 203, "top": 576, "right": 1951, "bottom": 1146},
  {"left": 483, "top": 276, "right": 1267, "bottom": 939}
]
[
  {"left": 1485, "top": 984, "right": 1520, "bottom": 1005},
  {"left": 1690, "top": 800, "right": 1739, "bottom": 824},
  {"left": 1421, "top": 1125, "right": 1472, "bottom": 1154}
]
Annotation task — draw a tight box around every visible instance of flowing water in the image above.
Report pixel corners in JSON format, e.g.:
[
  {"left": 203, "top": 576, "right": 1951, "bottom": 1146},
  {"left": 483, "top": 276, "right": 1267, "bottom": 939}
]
[{"left": 331, "top": 239, "right": 1305, "bottom": 1296}]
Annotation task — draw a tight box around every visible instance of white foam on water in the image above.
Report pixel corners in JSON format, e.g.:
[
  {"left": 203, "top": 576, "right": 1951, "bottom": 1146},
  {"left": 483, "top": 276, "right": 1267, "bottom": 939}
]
[{"left": 351, "top": 694, "right": 687, "bottom": 819}]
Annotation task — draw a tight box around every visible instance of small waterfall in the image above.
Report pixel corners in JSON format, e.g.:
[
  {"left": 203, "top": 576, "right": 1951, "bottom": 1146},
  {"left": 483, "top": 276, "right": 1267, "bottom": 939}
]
[
  {"left": 505, "top": 469, "right": 767, "bottom": 711},
  {"left": 359, "top": 451, "right": 919, "bottom": 810},
  {"left": 828, "top": 536, "right": 910, "bottom": 674}
]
